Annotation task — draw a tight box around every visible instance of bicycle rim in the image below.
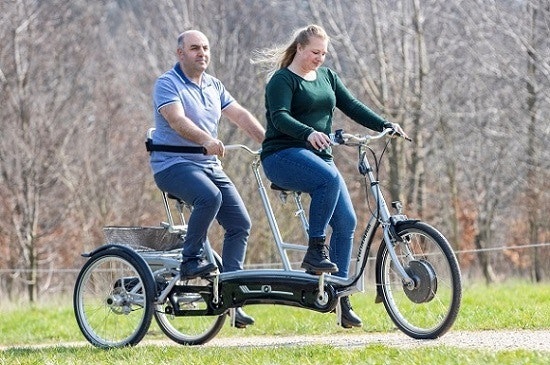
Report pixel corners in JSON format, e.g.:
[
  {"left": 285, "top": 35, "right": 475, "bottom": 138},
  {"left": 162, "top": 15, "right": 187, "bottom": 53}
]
[{"left": 73, "top": 252, "right": 154, "bottom": 348}]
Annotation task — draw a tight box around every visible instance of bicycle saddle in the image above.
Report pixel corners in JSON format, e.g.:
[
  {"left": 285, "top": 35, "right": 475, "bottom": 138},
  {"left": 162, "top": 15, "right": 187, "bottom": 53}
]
[
  {"left": 166, "top": 193, "right": 183, "bottom": 202},
  {"left": 270, "top": 183, "right": 302, "bottom": 195}
]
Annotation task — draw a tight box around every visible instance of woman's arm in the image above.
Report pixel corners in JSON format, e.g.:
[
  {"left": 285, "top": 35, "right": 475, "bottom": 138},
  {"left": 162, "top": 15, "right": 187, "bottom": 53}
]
[{"left": 332, "top": 72, "right": 387, "bottom": 131}]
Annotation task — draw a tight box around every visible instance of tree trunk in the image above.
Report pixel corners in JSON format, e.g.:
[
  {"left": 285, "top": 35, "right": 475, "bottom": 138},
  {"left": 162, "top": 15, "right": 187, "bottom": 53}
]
[
  {"left": 525, "top": 0, "right": 542, "bottom": 283},
  {"left": 475, "top": 229, "right": 496, "bottom": 284}
]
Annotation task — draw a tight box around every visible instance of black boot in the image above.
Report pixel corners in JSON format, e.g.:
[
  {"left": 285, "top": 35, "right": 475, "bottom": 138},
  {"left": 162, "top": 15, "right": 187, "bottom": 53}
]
[
  {"left": 231, "top": 307, "right": 255, "bottom": 329},
  {"left": 301, "top": 237, "right": 338, "bottom": 274},
  {"left": 340, "top": 296, "right": 362, "bottom": 328}
]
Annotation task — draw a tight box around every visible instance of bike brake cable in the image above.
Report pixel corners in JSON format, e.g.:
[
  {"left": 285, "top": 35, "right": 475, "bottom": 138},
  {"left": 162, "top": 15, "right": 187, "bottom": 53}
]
[{"left": 366, "top": 138, "right": 391, "bottom": 221}]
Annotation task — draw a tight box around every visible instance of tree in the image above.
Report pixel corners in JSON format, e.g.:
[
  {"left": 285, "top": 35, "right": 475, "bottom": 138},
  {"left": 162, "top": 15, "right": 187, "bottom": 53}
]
[
  {"left": 0, "top": 0, "right": 98, "bottom": 300},
  {"left": 506, "top": 0, "right": 549, "bottom": 281}
]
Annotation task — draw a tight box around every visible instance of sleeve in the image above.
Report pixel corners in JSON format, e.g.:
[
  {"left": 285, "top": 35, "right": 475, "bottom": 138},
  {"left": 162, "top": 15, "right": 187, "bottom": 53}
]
[
  {"left": 332, "top": 71, "right": 387, "bottom": 132},
  {"left": 265, "top": 73, "right": 315, "bottom": 140},
  {"left": 153, "top": 76, "right": 180, "bottom": 112},
  {"left": 215, "top": 78, "right": 235, "bottom": 110}
]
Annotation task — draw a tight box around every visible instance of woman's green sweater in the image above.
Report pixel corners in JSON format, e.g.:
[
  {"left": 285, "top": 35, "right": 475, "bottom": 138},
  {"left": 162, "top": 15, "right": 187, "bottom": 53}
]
[{"left": 261, "top": 67, "right": 387, "bottom": 161}]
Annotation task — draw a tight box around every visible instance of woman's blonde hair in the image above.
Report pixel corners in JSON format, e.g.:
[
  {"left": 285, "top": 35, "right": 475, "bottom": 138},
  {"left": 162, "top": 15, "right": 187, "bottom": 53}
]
[{"left": 253, "top": 24, "right": 329, "bottom": 79}]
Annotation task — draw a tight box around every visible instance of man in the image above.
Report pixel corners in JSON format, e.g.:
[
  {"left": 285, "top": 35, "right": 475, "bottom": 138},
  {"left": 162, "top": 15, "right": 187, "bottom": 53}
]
[{"left": 150, "top": 30, "right": 265, "bottom": 327}]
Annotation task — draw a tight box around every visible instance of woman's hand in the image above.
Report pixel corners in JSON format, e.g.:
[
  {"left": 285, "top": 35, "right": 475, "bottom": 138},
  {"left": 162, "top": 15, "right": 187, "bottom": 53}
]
[
  {"left": 384, "top": 122, "right": 411, "bottom": 141},
  {"left": 307, "top": 131, "right": 331, "bottom": 151}
]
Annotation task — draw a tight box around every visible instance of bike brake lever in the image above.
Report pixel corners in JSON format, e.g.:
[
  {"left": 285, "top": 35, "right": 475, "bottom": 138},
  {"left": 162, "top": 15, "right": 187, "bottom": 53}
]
[{"left": 387, "top": 129, "right": 412, "bottom": 142}]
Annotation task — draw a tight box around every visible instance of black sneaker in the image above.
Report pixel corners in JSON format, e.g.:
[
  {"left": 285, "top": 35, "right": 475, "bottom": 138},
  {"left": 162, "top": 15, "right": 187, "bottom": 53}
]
[
  {"left": 180, "top": 257, "right": 217, "bottom": 280},
  {"left": 231, "top": 307, "right": 255, "bottom": 328}
]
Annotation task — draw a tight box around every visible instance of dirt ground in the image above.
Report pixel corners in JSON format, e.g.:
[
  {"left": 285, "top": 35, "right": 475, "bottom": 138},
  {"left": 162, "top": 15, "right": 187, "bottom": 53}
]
[
  {"left": 202, "top": 330, "right": 550, "bottom": 352},
  {"left": 2, "top": 330, "right": 549, "bottom": 352}
]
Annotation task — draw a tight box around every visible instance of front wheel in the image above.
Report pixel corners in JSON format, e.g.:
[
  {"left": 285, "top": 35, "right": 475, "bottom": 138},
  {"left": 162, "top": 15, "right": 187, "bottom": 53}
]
[
  {"left": 73, "top": 246, "right": 156, "bottom": 348},
  {"left": 376, "top": 221, "right": 462, "bottom": 339}
]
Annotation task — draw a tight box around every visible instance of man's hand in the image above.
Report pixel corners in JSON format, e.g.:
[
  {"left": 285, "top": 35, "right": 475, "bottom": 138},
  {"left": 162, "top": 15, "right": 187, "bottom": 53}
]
[{"left": 203, "top": 138, "right": 225, "bottom": 157}]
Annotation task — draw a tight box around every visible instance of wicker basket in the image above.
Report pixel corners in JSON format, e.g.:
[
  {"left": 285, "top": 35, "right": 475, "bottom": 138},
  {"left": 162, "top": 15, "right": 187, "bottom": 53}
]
[{"left": 103, "top": 226, "right": 184, "bottom": 251}]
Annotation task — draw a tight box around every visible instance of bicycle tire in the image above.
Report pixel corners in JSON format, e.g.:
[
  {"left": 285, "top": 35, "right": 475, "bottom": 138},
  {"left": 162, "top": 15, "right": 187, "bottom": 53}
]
[
  {"left": 73, "top": 246, "right": 156, "bottom": 348},
  {"left": 375, "top": 220, "right": 462, "bottom": 339}
]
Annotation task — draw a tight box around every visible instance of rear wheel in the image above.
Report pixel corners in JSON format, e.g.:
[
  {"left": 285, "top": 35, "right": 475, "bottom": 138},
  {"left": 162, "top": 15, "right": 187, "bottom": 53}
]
[
  {"left": 376, "top": 221, "right": 462, "bottom": 339},
  {"left": 73, "top": 246, "right": 156, "bottom": 348}
]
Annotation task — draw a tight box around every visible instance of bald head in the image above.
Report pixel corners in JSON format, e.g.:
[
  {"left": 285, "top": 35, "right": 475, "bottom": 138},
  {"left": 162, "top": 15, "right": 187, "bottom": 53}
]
[{"left": 177, "top": 30, "right": 208, "bottom": 49}]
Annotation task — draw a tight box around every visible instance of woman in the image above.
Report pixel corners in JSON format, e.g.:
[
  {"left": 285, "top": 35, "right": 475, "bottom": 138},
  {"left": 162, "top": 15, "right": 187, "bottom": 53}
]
[{"left": 258, "top": 24, "right": 408, "bottom": 328}]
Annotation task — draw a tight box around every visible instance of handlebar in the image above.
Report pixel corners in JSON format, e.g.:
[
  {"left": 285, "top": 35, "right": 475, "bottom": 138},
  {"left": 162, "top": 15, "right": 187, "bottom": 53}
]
[
  {"left": 332, "top": 127, "right": 411, "bottom": 146},
  {"left": 223, "top": 127, "right": 407, "bottom": 156},
  {"left": 224, "top": 144, "right": 260, "bottom": 156}
]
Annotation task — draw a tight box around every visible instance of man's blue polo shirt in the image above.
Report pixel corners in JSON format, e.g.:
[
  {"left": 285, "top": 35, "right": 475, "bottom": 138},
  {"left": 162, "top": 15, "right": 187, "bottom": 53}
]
[{"left": 150, "top": 63, "right": 235, "bottom": 175}]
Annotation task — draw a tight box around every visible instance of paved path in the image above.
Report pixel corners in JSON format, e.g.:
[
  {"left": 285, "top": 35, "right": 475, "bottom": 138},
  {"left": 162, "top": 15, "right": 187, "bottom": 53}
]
[
  {"left": 2, "top": 330, "right": 549, "bottom": 352},
  {"left": 203, "top": 330, "right": 550, "bottom": 352}
]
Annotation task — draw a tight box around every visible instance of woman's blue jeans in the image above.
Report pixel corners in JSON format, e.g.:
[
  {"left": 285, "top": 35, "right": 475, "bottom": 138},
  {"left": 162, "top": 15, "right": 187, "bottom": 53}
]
[
  {"left": 262, "top": 148, "right": 357, "bottom": 278},
  {"left": 154, "top": 162, "right": 251, "bottom": 273}
]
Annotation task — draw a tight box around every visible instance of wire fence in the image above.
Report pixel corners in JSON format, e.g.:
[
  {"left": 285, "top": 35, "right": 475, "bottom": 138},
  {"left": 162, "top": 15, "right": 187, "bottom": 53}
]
[{"left": 0, "top": 242, "right": 548, "bottom": 304}]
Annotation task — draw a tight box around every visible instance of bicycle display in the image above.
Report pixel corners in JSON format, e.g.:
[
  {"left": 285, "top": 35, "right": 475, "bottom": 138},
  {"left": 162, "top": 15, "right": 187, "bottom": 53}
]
[{"left": 73, "top": 128, "right": 462, "bottom": 348}]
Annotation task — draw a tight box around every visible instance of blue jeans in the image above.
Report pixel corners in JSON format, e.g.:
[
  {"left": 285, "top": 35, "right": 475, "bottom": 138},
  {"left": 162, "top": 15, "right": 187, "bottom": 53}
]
[
  {"left": 154, "top": 163, "right": 251, "bottom": 272},
  {"left": 261, "top": 148, "right": 357, "bottom": 278}
]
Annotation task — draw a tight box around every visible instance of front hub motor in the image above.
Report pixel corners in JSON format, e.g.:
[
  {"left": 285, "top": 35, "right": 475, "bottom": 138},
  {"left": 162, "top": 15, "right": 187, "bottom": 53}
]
[{"left": 403, "top": 260, "right": 437, "bottom": 303}]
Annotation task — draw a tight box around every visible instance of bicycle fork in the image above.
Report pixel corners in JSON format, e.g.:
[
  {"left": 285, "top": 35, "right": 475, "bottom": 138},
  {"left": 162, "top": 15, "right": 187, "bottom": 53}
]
[{"left": 359, "top": 150, "right": 415, "bottom": 288}]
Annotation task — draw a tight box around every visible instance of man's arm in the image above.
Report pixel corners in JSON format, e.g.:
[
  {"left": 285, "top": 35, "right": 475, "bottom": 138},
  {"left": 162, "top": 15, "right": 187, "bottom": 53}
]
[
  {"left": 222, "top": 102, "right": 265, "bottom": 144},
  {"left": 159, "top": 103, "right": 225, "bottom": 156}
]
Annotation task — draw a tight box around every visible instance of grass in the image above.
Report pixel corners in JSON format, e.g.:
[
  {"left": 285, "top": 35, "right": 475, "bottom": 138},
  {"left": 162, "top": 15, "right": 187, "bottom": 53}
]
[
  {"left": 1, "top": 281, "right": 549, "bottom": 364},
  {"left": 2, "top": 344, "right": 548, "bottom": 365}
]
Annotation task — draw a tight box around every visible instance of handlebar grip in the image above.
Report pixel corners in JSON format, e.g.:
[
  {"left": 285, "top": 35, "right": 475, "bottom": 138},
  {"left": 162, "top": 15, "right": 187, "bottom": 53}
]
[{"left": 330, "top": 129, "right": 346, "bottom": 145}]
